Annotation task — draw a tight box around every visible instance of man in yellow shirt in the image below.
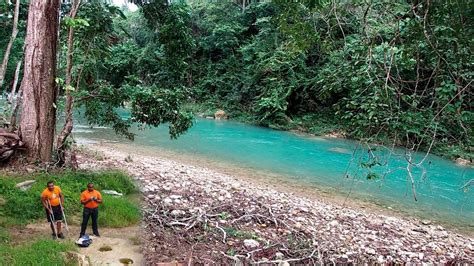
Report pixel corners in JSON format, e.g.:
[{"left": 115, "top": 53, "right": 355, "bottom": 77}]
[
  {"left": 40, "top": 181, "right": 65, "bottom": 239},
  {"left": 80, "top": 182, "right": 103, "bottom": 237}
]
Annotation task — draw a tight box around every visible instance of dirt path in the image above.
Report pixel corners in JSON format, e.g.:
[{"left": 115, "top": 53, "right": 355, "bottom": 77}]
[{"left": 25, "top": 223, "right": 143, "bottom": 265}]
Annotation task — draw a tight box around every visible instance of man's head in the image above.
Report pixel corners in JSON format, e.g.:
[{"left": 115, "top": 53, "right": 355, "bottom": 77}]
[
  {"left": 47, "top": 181, "right": 54, "bottom": 191},
  {"left": 87, "top": 183, "right": 94, "bottom": 192}
]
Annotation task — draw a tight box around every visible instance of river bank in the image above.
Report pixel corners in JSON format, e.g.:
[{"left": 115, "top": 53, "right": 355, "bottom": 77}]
[
  {"left": 188, "top": 104, "right": 473, "bottom": 163},
  {"left": 77, "top": 141, "right": 473, "bottom": 264}
]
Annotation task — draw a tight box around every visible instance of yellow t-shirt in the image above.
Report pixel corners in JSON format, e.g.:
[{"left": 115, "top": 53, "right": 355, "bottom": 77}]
[{"left": 41, "top": 186, "right": 62, "bottom": 207}]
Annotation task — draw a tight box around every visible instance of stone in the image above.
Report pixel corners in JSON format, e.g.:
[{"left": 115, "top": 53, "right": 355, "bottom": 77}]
[
  {"left": 169, "top": 195, "right": 182, "bottom": 200},
  {"left": 64, "top": 251, "right": 90, "bottom": 266},
  {"left": 294, "top": 222, "right": 302, "bottom": 229},
  {"left": 421, "top": 220, "right": 431, "bottom": 225},
  {"left": 299, "top": 207, "right": 309, "bottom": 212},
  {"left": 170, "top": 210, "right": 185, "bottom": 216},
  {"left": 163, "top": 198, "right": 173, "bottom": 205},
  {"left": 329, "top": 220, "right": 339, "bottom": 227},
  {"left": 15, "top": 180, "right": 36, "bottom": 191},
  {"left": 467, "top": 243, "right": 473, "bottom": 251},
  {"left": 275, "top": 252, "right": 284, "bottom": 260},
  {"left": 214, "top": 110, "right": 228, "bottom": 120},
  {"left": 455, "top": 157, "right": 471, "bottom": 166},
  {"left": 102, "top": 190, "right": 123, "bottom": 197},
  {"left": 366, "top": 248, "right": 376, "bottom": 255},
  {"left": 147, "top": 194, "right": 155, "bottom": 199},
  {"left": 435, "top": 247, "right": 444, "bottom": 255},
  {"left": 243, "top": 239, "right": 259, "bottom": 249},
  {"left": 26, "top": 167, "right": 35, "bottom": 173}
]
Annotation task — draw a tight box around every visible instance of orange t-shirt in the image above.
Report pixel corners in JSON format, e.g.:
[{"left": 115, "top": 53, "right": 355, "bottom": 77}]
[
  {"left": 80, "top": 190, "right": 102, "bottom": 209},
  {"left": 41, "top": 186, "right": 62, "bottom": 207}
]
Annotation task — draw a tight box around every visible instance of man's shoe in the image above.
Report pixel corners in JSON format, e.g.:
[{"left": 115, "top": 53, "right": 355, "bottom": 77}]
[
  {"left": 93, "top": 233, "right": 100, "bottom": 237},
  {"left": 52, "top": 234, "right": 57, "bottom": 240},
  {"left": 58, "top": 233, "right": 65, "bottom": 239}
]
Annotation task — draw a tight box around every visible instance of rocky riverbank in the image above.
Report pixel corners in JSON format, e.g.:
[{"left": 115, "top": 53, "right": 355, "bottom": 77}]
[{"left": 77, "top": 143, "right": 474, "bottom": 264}]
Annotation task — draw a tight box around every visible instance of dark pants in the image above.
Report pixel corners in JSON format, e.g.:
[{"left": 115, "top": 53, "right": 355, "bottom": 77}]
[
  {"left": 80, "top": 207, "right": 99, "bottom": 237},
  {"left": 45, "top": 205, "right": 63, "bottom": 235}
]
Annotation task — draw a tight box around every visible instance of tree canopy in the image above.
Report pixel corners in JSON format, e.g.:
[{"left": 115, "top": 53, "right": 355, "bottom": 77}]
[{"left": 0, "top": 0, "right": 472, "bottom": 162}]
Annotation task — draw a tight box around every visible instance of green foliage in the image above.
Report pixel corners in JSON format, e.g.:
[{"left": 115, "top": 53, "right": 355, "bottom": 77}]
[
  {"left": 141, "top": 0, "right": 473, "bottom": 159},
  {"left": 0, "top": 0, "right": 27, "bottom": 93},
  {"left": 56, "top": 1, "right": 194, "bottom": 140},
  {"left": 0, "top": 171, "right": 139, "bottom": 227},
  {"left": 131, "top": 85, "right": 194, "bottom": 138}
]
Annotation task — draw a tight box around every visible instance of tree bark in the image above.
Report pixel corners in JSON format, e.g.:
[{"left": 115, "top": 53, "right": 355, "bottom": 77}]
[
  {"left": 0, "top": 0, "right": 21, "bottom": 89},
  {"left": 19, "top": 0, "right": 61, "bottom": 162},
  {"left": 56, "top": 0, "right": 81, "bottom": 165}
]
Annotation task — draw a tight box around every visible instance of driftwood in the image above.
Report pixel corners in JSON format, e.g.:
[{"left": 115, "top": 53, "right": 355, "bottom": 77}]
[{"left": 0, "top": 128, "right": 25, "bottom": 162}]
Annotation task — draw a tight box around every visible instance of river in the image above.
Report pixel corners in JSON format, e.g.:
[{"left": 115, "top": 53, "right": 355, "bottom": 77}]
[{"left": 72, "top": 117, "right": 474, "bottom": 232}]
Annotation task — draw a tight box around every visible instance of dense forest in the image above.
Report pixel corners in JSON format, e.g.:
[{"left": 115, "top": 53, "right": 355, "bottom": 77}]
[{"left": 0, "top": 0, "right": 472, "bottom": 161}]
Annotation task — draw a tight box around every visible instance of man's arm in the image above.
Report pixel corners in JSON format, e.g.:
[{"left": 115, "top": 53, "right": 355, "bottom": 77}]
[
  {"left": 41, "top": 196, "right": 51, "bottom": 213},
  {"left": 80, "top": 193, "right": 92, "bottom": 205},
  {"left": 94, "top": 192, "right": 103, "bottom": 204},
  {"left": 81, "top": 198, "right": 92, "bottom": 205},
  {"left": 95, "top": 197, "right": 103, "bottom": 204}
]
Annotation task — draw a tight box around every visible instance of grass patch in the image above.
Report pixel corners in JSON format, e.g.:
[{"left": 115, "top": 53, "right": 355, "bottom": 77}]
[
  {"left": 0, "top": 170, "right": 139, "bottom": 265},
  {"left": 223, "top": 227, "right": 258, "bottom": 240},
  {"left": 0, "top": 236, "right": 76, "bottom": 265},
  {"left": 0, "top": 170, "right": 139, "bottom": 227},
  {"left": 0, "top": 228, "right": 9, "bottom": 243},
  {"left": 98, "top": 195, "right": 140, "bottom": 228}
]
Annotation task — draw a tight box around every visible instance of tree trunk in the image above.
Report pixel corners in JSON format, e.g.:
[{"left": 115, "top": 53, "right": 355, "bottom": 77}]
[
  {"left": 19, "top": 0, "right": 61, "bottom": 162},
  {"left": 0, "top": 0, "right": 21, "bottom": 89},
  {"left": 56, "top": 0, "right": 81, "bottom": 166},
  {"left": 9, "top": 60, "right": 22, "bottom": 130},
  {"left": 8, "top": 59, "right": 22, "bottom": 103}
]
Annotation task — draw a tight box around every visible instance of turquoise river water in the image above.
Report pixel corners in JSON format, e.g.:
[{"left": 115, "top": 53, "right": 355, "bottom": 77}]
[{"left": 72, "top": 117, "right": 474, "bottom": 231}]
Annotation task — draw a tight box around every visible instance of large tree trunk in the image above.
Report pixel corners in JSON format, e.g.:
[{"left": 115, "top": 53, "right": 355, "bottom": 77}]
[
  {"left": 56, "top": 0, "right": 81, "bottom": 166},
  {"left": 19, "top": 0, "right": 61, "bottom": 162},
  {"left": 0, "top": 0, "right": 21, "bottom": 89}
]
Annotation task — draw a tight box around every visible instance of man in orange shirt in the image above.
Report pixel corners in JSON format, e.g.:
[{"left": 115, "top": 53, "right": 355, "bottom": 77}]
[
  {"left": 80, "top": 182, "right": 103, "bottom": 237},
  {"left": 40, "top": 181, "right": 65, "bottom": 239}
]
